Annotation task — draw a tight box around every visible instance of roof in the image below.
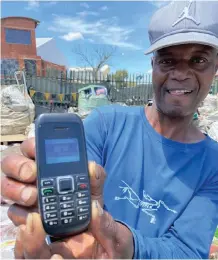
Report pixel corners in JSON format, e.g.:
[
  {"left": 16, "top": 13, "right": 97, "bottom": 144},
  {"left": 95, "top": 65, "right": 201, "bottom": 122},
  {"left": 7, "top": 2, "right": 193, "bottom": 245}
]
[
  {"left": 36, "top": 38, "right": 53, "bottom": 48},
  {"left": 1, "top": 16, "right": 40, "bottom": 28}
]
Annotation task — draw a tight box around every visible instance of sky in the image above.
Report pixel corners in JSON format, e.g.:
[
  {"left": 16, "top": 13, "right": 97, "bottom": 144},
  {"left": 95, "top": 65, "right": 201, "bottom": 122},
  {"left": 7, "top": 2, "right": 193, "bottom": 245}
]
[{"left": 1, "top": 0, "right": 170, "bottom": 73}]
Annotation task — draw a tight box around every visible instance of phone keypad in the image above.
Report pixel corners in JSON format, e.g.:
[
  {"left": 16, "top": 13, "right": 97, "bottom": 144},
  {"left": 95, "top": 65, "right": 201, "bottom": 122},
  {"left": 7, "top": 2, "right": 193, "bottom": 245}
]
[
  {"left": 44, "top": 204, "right": 57, "bottom": 212},
  {"left": 45, "top": 212, "right": 58, "bottom": 220},
  {"left": 41, "top": 175, "right": 90, "bottom": 227},
  {"left": 60, "top": 202, "right": 74, "bottom": 210},
  {"left": 77, "top": 198, "right": 89, "bottom": 206},
  {"left": 61, "top": 210, "right": 75, "bottom": 218},
  {"left": 77, "top": 191, "right": 89, "bottom": 198},
  {"left": 60, "top": 195, "right": 74, "bottom": 202},
  {"left": 43, "top": 197, "right": 56, "bottom": 204},
  {"left": 46, "top": 220, "right": 58, "bottom": 226},
  {"left": 78, "top": 206, "right": 89, "bottom": 214}
]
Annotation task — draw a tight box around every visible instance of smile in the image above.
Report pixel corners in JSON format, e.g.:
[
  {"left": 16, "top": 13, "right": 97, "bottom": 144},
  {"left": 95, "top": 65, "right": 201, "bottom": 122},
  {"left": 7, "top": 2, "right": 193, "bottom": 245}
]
[{"left": 166, "top": 90, "right": 193, "bottom": 96}]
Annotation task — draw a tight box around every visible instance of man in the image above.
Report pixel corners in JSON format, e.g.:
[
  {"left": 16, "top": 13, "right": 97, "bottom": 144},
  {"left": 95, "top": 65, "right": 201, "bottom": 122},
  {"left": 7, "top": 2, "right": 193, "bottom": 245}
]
[{"left": 1, "top": 1, "right": 218, "bottom": 259}]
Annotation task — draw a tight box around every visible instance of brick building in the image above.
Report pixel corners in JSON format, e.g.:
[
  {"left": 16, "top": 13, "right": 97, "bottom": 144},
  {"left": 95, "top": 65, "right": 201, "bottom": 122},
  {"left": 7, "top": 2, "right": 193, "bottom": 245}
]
[{"left": 1, "top": 16, "right": 66, "bottom": 76}]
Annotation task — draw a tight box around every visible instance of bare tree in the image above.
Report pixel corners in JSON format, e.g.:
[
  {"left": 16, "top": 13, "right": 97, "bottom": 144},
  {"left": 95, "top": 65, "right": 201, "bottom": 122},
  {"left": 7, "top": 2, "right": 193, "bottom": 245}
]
[{"left": 72, "top": 44, "right": 116, "bottom": 80}]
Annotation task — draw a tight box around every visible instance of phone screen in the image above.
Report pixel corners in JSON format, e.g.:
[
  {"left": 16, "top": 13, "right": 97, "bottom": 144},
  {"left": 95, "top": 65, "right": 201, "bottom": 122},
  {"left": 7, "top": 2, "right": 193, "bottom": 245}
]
[{"left": 45, "top": 138, "right": 80, "bottom": 164}]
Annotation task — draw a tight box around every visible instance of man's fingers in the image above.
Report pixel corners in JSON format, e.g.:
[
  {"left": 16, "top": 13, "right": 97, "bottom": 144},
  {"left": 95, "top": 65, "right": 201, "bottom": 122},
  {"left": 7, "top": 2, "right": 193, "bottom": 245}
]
[
  {"left": 14, "top": 225, "right": 25, "bottom": 259},
  {"left": 88, "top": 162, "right": 106, "bottom": 207},
  {"left": 90, "top": 200, "right": 117, "bottom": 259},
  {"left": 91, "top": 200, "right": 134, "bottom": 259},
  {"left": 8, "top": 204, "right": 38, "bottom": 226},
  {"left": 20, "top": 137, "right": 36, "bottom": 159},
  {"left": 1, "top": 154, "right": 37, "bottom": 183},
  {"left": 1, "top": 176, "right": 37, "bottom": 206},
  {"left": 50, "top": 242, "right": 74, "bottom": 259},
  {"left": 19, "top": 213, "right": 51, "bottom": 259}
]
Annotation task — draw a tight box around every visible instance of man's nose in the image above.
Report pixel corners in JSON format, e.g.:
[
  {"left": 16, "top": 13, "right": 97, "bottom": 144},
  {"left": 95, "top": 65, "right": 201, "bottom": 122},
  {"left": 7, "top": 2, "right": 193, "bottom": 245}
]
[{"left": 171, "top": 60, "right": 191, "bottom": 81}]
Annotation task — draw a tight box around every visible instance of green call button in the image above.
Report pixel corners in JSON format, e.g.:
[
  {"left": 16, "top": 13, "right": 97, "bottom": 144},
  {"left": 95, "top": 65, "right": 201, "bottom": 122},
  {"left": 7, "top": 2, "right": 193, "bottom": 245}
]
[{"left": 42, "top": 188, "right": 54, "bottom": 196}]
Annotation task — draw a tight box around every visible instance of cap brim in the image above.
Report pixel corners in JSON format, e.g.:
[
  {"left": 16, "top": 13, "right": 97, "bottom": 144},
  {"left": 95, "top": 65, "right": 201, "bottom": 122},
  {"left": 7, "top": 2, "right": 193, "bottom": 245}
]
[{"left": 144, "top": 32, "right": 218, "bottom": 55}]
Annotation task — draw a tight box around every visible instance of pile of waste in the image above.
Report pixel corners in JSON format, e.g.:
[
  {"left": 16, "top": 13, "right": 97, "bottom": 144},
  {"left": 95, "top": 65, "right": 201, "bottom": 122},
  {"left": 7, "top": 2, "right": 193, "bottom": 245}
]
[
  {"left": 196, "top": 94, "right": 218, "bottom": 141},
  {"left": 1, "top": 84, "right": 35, "bottom": 135}
]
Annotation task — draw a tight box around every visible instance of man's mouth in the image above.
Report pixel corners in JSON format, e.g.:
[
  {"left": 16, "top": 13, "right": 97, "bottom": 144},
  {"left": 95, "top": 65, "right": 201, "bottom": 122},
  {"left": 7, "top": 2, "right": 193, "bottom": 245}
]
[{"left": 166, "top": 89, "right": 193, "bottom": 96}]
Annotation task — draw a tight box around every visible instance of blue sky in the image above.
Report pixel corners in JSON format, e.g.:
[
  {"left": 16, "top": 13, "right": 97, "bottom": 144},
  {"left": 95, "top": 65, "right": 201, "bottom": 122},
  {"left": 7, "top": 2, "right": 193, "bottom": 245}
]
[{"left": 2, "top": 1, "right": 169, "bottom": 73}]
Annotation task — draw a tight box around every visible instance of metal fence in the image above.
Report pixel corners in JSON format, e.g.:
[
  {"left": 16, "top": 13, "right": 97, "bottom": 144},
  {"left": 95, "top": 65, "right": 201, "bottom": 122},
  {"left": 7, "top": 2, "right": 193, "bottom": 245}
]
[
  {"left": 1, "top": 69, "right": 218, "bottom": 108},
  {"left": 1, "top": 70, "right": 154, "bottom": 107}
]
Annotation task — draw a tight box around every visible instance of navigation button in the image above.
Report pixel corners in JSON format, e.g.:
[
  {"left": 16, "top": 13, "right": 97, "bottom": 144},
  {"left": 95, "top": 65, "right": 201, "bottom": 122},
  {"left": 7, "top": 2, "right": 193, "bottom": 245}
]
[{"left": 57, "top": 176, "right": 74, "bottom": 194}]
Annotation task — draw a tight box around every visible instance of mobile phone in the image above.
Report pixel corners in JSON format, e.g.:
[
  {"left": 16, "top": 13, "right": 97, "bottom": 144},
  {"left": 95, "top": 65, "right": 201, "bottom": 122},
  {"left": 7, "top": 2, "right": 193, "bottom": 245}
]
[{"left": 35, "top": 113, "right": 91, "bottom": 238}]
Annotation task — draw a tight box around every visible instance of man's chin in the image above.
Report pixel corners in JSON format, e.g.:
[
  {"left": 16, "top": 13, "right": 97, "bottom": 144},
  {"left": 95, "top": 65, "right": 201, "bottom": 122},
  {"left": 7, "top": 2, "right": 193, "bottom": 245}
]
[{"left": 158, "top": 106, "right": 192, "bottom": 119}]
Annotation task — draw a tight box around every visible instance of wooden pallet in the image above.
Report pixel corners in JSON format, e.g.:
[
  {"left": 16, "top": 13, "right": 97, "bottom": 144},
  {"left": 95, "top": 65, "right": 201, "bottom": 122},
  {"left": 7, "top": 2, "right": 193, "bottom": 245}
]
[{"left": 0, "top": 134, "right": 27, "bottom": 145}]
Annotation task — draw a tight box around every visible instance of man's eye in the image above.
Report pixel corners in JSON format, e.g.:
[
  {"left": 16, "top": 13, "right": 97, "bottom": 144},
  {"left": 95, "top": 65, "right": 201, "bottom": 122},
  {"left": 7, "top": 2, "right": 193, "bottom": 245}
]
[
  {"left": 159, "top": 59, "right": 174, "bottom": 65},
  {"left": 191, "top": 57, "right": 207, "bottom": 64}
]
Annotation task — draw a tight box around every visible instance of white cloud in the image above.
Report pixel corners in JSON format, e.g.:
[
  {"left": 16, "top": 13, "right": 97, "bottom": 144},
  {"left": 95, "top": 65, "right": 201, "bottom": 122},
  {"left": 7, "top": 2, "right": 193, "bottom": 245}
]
[
  {"left": 77, "top": 11, "right": 99, "bottom": 17},
  {"left": 25, "top": 0, "right": 39, "bottom": 10},
  {"left": 60, "top": 32, "right": 84, "bottom": 41},
  {"left": 49, "top": 15, "right": 142, "bottom": 50},
  {"left": 151, "top": 1, "right": 171, "bottom": 8},
  {"left": 80, "top": 2, "right": 89, "bottom": 9},
  {"left": 100, "top": 6, "right": 108, "bottom": 11},
  {"left": 147, "top": 69, "right": 153, "bottom": 74}
]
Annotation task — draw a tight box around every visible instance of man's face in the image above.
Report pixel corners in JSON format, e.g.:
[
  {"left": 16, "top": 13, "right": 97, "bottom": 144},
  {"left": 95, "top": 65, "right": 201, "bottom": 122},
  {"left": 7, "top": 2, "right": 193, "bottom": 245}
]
[{"left": 152, "top": 44, "right": 218, "bottom": 118}]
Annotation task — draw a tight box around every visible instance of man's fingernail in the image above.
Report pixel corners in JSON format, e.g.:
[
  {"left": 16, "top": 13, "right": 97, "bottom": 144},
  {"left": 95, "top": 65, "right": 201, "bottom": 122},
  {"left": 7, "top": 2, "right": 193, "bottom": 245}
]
[
  {"left": 95, "top": 162, "right": 100, "bottom": 180},
  {"left": 21, "top": 187, "right": 33, "bottom": 202},
  {"left": 20, "top": 162, "right": 35, "bottom": 180},
  {"left": 94, "top": 200, "right": 104, "bottom": 216},
  {"left": 26, "top": 213, "right": 34, "bottom": 233},
  {"left": 51, "top": 254, "right": 63, "bottom": 259}
]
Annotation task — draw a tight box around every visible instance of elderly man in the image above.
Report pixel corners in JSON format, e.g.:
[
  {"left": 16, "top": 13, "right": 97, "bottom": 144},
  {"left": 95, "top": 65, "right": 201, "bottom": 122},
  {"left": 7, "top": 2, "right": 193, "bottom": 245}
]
[{"left": 1, "top": 1, "right": 218, "bottom": 259}]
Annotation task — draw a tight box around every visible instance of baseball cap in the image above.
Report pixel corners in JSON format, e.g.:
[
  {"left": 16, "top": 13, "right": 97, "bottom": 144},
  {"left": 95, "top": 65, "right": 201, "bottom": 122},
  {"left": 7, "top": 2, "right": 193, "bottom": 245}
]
[{"left": 144, "top": 0, "right": 218, "bottom": 55}]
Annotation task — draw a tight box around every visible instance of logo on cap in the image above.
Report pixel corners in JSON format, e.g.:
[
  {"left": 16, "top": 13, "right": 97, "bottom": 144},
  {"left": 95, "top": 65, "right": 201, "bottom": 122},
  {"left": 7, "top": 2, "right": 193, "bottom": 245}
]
[{"left": 172, "top": 0, "right": 200, "bottom": 27}]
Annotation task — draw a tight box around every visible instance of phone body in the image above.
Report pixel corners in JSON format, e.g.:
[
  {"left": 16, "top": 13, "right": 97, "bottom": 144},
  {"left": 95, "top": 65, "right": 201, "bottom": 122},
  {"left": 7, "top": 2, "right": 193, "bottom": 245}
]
[{"left": 35, "top": 113, "right": 91, "bottom": 238}]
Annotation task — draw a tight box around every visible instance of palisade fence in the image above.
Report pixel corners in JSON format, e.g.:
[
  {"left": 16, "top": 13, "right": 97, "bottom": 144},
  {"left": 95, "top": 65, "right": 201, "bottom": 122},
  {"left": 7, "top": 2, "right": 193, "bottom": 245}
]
[
  {"left": 1, "top": 68, "right": 154, "bottom": 107},
  {"left": 1, "top": 67, "right": 218, "bottom": 109}
]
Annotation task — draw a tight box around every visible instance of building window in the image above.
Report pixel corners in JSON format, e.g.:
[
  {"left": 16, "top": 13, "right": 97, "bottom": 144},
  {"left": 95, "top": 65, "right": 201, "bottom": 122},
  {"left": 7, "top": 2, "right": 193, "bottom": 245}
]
[
  {"left": 5, "top": 28, "right": 31, "bottom": 45},
  {"left": 24, "top": 60, "right": 36, "bottom": 76},
  {"left": 1, "top": 59, "right": 19, "bottom": 76}
]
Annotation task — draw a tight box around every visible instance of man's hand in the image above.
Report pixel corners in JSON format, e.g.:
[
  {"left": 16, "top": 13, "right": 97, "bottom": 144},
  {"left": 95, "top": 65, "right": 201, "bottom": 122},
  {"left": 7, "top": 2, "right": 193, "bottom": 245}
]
[{"left": 1, "top": 138, "right": 134, "bottom": 259}]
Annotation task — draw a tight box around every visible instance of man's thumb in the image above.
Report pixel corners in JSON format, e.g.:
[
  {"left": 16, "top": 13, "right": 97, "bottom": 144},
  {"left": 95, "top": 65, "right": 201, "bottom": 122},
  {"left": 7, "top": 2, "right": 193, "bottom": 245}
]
[
  {"left": 90, "top": 200, "right": 117, "bottom": 259},
  {"left": 88, "top": 161, "right": 106, "bottom": 207}
]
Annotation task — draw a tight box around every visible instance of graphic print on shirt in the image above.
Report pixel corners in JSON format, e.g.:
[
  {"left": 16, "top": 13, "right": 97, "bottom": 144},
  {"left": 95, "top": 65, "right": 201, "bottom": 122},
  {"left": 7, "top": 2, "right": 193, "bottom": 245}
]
[{"left": 115, "top": 180, "right": 177, "bottom": 224}]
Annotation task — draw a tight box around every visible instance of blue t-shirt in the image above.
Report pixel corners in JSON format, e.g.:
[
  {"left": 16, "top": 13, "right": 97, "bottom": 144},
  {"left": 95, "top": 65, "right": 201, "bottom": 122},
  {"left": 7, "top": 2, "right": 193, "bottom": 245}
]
[{"left": 83, "top": 105, "right": 218, "bottom": 259}]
